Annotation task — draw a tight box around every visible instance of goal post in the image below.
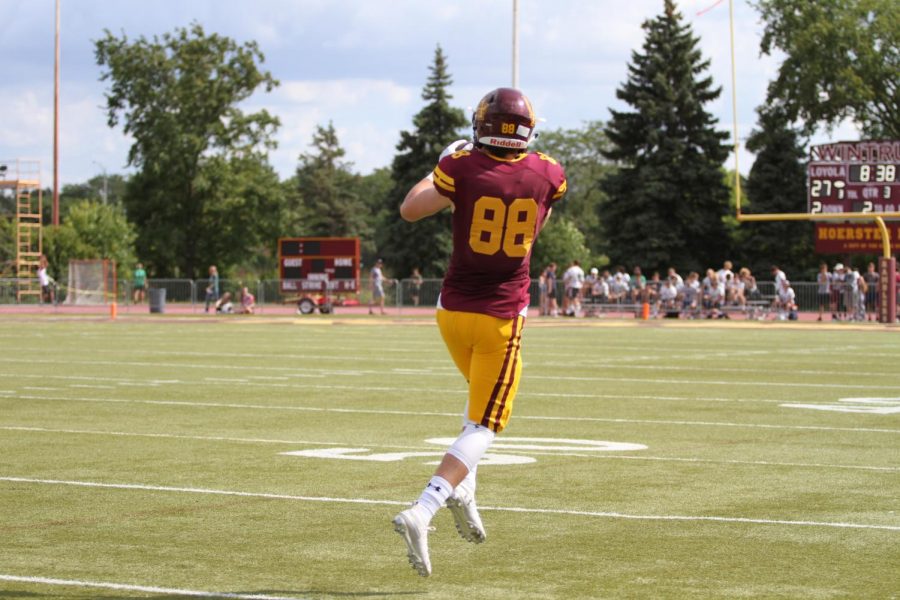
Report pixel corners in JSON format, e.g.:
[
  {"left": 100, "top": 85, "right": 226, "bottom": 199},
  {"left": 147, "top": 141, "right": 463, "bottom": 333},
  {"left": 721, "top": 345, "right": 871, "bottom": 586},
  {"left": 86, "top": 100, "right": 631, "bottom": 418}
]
[{"left": 65, "top": 259, "right": 117, "bottom": 305}]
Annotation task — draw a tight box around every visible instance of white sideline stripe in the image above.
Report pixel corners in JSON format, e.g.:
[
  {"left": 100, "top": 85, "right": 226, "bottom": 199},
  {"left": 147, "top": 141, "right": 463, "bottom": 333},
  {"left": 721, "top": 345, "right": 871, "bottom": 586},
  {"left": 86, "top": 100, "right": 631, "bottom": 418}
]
[
  {"left": 9, "top": 393, "right": 900, "bottom": 434},
  {"left": 2, "top": 477, "right": 898, "bottom": 532},
  {"left": 0, "top": 426, "right": 426, "bottom": 451},
  {"left": 0, "top": 574, "right": 311, "bottom": 600},
  {"left": 4, "top": 426, "right": 897, "bottom": 473},
  {"left": 3, "top": 356, "right": 899, "bottom": 390}
]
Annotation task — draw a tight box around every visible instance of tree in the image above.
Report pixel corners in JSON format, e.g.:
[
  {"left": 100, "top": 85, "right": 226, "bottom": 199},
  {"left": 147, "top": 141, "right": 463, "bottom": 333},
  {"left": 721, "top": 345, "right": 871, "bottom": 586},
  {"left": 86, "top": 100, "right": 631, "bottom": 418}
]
[
  {"left": 532, "top": 121, "right": 614, "bottom": 256},
  {"left": 599, "top": 0, "right": 732, "bottom": 274},
  {"left": 376, "top": 46, "right": 468, "bottom": 278},
  {"left": 292, "top": 123, "right": 373, "bottom": 245},
  {"left": 529, "top": 217, "right": 592, "bottom": 277},
  {"left": 755, "top": 0, "right": 899, "bottom": 138},
  {"left": 42, "top": 201, "right": 137, "bottom": 282},
  {"left": 95, "top": 23, "right": 281, "bottom": 278},
  {"left": 740, "top": 104, "right": 818, "bottom": 278}
]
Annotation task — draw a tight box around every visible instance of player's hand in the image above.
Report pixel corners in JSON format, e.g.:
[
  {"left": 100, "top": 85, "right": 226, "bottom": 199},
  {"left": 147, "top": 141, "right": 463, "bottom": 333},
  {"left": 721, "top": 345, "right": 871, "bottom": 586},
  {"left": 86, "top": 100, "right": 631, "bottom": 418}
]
[{"left": 439, "top": 139, "right": 473, "bottom": 161}]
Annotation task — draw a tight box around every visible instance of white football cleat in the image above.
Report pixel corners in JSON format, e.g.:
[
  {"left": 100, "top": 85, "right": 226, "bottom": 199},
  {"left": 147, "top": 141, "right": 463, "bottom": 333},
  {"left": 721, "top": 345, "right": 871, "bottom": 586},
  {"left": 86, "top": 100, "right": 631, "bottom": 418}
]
[
  {"left": 392, "top": 508, "right": 434, "bottom": 577},
  {"left": 445, "top": 487, "right": 486, "bottom": 543}
]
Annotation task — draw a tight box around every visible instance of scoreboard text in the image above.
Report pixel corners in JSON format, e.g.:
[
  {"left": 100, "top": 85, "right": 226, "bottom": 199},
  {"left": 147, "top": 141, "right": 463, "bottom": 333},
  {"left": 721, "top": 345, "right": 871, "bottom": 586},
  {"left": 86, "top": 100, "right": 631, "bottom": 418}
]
[
  {"left": 278, "top": 237, "right": 360, "bottom": 293},
  {"left": 808, "top": 141, "right": 900, "bottom": 216}
]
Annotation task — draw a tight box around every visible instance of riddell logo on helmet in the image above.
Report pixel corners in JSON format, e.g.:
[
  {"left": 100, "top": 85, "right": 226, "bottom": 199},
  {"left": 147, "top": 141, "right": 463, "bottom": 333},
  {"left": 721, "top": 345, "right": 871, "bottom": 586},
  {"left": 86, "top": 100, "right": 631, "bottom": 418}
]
[{"left": 485, "top": 137, "right": 526, "bottom": 148}]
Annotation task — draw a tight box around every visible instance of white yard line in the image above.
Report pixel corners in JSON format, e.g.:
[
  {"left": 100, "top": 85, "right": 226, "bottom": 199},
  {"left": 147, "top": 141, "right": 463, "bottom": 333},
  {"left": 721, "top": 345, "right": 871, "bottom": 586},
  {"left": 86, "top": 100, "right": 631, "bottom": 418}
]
[
  {"left": 9, "top": 393, "right": 900, "bottom": 434},
  {"left": 1, "top": 476, "right": 897, "bottom": 532},
  {"left": 0, "top": 574, "right": 311, "bottom": 600},
  {"left": 2, "top": 356, "right": 900, "bottom": 390},
  {"left": 3, "top": 425, "right": 897, "bottom": 473}
]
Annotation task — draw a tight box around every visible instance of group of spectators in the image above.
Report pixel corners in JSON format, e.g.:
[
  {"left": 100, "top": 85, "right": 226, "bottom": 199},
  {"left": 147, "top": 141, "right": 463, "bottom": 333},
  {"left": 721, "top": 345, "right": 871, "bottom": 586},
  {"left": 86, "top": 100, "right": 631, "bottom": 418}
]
[
  {"left": 538, "top": 259, "right": 892, "bottom": 321},
  {"left": 815, "top": 261, "right": 882, "bottom": 322}
]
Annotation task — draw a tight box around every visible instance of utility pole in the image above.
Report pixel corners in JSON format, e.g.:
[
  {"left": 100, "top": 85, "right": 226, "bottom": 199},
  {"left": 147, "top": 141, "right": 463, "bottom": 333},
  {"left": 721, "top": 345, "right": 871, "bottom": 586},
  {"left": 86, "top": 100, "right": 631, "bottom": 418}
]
[
  {"left": 53, "top": 0, "right": 60, "bottom": 226},
  {"left": 93, "top": 161, "right": 108, "bottom": 204},
  {"left": 512, "top": 0, "right": 519, "bottom": 89}
]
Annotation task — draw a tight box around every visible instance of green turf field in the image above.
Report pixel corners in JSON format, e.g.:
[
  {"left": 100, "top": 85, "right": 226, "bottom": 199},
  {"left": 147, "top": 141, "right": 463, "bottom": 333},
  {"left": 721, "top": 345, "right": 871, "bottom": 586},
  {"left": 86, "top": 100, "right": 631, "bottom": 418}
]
[{"left": 0, "top": 316, "right": 898, "bottom": 599}]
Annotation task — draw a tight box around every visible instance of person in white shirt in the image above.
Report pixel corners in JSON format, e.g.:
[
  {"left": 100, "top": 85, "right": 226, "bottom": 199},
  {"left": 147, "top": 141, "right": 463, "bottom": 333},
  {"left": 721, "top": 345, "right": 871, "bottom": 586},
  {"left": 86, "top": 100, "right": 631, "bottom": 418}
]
[
  {"left": 562, "top": 260, "right": 585, "bottom": 316},
  {"left": 771, "top": 265, "right": 787, "bottom": 290},
  {"left": 658, "top": 279, "right": 678, "bottom": 313},
  {"left": 37, "top": 255, "right": 54, "bottom": 304},
  {"left": 667, "top": 267, "right": 683, "bottom": 289},
  {"left": 845, "top": 266, "right": 860, "bottom": 321},
  {"left": 774, "top": 279, "right": 797, "bottom": 320},
  {"left": 716, "top": 260, "right": 734, "bottom": 288}
]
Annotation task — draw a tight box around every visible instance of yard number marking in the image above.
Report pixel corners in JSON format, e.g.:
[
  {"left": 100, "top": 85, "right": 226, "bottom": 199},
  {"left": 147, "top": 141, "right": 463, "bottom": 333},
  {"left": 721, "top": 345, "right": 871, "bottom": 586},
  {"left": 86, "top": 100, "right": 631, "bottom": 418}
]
[{"left": 281, "top": 437, "right": 647, "bottom": 466}]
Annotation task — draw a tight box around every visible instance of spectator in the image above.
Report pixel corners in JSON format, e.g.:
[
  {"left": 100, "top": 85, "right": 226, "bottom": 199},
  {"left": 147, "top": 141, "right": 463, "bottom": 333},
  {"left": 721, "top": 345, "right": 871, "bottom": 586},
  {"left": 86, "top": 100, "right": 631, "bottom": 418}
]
[
  {"left": 832, "top": 263, "right": 846, "bottom": 320},
  {"left": 816, "top": 263, "right": 832, "bottom": 322},
  {"left": 667, "top": 267, "right": 683, "bottom": 289},
  {"left": 845, "top": 265, "right": 860, "bottom": 321},
  {"left": 204, "top": 265, "right": 219, "bottom": 313},
  {"left": 609, "top": 272, "right": 628, "bottom": 304},
  {"left": 658, "top": 278, "right": 678, "bottom": 315},
  {"left": 704, "top": 272, "right": 726, "bottom": 318},
  {"left": 771, "top": 265, "right": 787, "bottom": 291},
  {"left": 543, "top": 263, "right": 559, "bottom": 317},
  {"left": 215, "top": 291, "right": 234, "bottom": 314},
  {"left": 630, "top": 266, "right": 647, "bottom": 303},
  {"left": 726, "top": 271, "right": 745, "bottom": 309},
  {"left": 132, "top": 262, "right": 147, "bottom": 304},
  {"left": 856, "top": 275, "right": 868, "bottom": 322},
  {"left": 717, "top": 260, "right": 734, "bottom": 288},
  {"left": 679, "top": 272, "right": 701, "bottom": 318},
  {"left": 773, "top": 279, "right": 798, "bottom": 320},
  {"left": 370, "top": 258, "right": 386, "bottom": 315},
  {"left": 410, "top": 267, "right": 424, "bottom": 307},
  {"left": 741, "top": 267, "right": 760, "bottom": 301},
  {"left": 562, "top": 260, "right": 585, "bottom": 316},
  {"left": 240, "top": 286, "right": 256, "bottom": 314},
  {"left": 863, "top": 262, "right": 879, "bottom": 321},
  {"left": 591, "top": 270, "right": 610, "bottom": 303},
  {"left": 38, "top": 255, "right": 54, "bottom": 304},
  {"left": 645, "top": 271, "right": 661, "bottom": 310}
]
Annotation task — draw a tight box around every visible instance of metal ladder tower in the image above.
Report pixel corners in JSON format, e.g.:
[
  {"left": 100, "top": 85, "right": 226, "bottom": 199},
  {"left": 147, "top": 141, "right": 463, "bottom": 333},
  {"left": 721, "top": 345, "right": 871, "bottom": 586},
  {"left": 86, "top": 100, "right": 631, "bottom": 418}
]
[{"left": 0, "top": 160, "right": 43, "bottom": 302}]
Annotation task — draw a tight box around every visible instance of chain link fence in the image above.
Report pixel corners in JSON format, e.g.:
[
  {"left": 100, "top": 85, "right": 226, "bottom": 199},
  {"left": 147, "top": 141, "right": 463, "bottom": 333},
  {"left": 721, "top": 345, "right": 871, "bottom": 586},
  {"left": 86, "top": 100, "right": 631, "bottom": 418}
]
[{"left": 3, "top": 277, "right": 896, "bottom": 318}]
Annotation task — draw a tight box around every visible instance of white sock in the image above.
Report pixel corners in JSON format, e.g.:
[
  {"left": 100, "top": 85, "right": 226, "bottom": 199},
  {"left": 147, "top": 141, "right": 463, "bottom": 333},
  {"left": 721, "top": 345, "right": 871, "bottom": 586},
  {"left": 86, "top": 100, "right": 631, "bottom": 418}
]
[
  {"left": 454, "top": 466, "right": 477, "bottom": 499},
  {"left": 414, "top": 475, "right": 452, "bottom": 520}
]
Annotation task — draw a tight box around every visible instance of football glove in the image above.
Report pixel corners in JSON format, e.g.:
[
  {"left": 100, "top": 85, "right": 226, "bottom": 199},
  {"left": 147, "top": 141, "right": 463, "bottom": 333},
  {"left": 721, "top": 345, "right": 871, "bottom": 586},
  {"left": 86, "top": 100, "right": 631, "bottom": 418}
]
[{"left": 439, "top": 139, "right": 473, "bottom": 161}]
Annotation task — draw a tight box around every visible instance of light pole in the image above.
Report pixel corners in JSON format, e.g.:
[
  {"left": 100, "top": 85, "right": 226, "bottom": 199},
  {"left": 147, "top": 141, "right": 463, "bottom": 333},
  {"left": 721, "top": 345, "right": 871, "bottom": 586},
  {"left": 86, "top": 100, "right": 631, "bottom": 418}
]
[{"left": 93, "top": 161, "right": 108, "bottom": 204}]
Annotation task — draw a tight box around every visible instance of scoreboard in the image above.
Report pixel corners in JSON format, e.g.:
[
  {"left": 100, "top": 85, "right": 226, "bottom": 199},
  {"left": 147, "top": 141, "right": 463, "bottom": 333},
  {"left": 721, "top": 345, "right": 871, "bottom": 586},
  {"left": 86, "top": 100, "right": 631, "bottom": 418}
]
[
  {"left": 808, "top": 140, "right": 899, "bottom": 216},
  {"left": 278, "top": 237, "right": 360, "bottom": 294}
]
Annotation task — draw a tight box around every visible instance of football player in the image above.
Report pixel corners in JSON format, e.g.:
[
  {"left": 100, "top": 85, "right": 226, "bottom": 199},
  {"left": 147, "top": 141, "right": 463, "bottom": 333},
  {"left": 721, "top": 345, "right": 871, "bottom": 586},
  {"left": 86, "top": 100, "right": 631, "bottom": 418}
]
[{"left": 392, "top": 87, "right": 567, "bottom": 576}]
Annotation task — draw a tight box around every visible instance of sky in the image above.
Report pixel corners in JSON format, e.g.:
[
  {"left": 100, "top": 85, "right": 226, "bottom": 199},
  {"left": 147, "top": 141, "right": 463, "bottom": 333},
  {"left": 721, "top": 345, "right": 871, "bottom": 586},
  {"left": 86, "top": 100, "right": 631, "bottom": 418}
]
[{"left": 0, "top": 0, "right": 860, "bottom": 187}]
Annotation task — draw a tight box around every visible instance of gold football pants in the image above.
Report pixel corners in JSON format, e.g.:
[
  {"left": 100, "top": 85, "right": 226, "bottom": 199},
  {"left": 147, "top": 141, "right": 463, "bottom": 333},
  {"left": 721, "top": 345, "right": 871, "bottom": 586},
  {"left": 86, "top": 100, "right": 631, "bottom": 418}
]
[{"left": 436, "top": 309, "right": 523, "bottom": 433}]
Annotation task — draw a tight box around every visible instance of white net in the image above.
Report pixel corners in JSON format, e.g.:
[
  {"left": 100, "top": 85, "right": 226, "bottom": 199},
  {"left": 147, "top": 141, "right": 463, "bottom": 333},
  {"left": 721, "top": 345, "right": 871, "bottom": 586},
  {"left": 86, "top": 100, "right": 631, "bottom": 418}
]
[{"left": 65, "top": 259, "right": 116, "bottom": 305}]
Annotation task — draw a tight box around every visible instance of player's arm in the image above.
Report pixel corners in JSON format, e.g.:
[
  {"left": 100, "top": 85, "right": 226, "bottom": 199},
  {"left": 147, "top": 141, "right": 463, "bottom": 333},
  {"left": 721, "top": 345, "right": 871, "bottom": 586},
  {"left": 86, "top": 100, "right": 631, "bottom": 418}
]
[
  {"left": 400, "top": 178, "right": 452, "bottom": 222},
  {"left": 400, "top": 140, "right": 472, "bottom": 222}
]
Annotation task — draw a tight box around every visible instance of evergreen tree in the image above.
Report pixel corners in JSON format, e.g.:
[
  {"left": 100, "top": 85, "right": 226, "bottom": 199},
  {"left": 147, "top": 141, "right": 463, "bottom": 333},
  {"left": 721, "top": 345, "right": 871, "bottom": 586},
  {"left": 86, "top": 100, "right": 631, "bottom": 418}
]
[
  {"left": 599, "top": 0, "right": 731, "bottom": 274},
  {"left": 740, "top": 103, "right": 817, "bottom": 278},
  {"left": 294, "top": 122, "right": 372, "bottom": 243},
  {"left": 376, "top": 46, "right": 467, "bottom": 278}
]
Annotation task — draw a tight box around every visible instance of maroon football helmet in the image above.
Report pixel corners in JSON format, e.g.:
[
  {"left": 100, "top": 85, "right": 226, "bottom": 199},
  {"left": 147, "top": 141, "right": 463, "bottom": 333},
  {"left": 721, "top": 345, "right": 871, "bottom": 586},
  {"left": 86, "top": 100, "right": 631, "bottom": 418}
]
[{"left": 472, "top": 88, "right": 536, "bottom": 151}]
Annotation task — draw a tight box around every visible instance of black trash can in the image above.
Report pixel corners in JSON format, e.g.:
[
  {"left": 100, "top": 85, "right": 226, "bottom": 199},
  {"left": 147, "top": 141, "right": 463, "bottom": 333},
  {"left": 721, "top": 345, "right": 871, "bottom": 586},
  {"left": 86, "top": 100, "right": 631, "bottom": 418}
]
[{"left": 149, "top": 288, "right": 166, "bottom": 313}]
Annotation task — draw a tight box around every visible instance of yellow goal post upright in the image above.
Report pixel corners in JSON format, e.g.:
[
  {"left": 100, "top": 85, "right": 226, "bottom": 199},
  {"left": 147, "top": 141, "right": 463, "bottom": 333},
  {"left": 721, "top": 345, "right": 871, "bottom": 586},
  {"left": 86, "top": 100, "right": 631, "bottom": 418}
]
[
  {"left": 0, "top": 159, "right": 43, "bottom": 302},
  {"left": 725, "top": 0, "right": 897, "bottom": 323}
]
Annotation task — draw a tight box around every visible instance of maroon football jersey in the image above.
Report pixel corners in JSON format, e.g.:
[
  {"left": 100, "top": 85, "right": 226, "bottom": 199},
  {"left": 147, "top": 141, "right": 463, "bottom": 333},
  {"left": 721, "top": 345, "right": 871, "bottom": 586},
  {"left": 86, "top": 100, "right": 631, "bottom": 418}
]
[{"left": 432, "top": 147, "right": 567, "bottom": 318}]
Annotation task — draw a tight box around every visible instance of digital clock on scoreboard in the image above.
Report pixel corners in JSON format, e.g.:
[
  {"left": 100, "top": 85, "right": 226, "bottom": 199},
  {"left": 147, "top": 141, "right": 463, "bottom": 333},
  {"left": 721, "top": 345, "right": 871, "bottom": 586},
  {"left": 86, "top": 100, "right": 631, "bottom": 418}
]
[{"left": 807, "top": 141, "right": 900, "bottom": 216}]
